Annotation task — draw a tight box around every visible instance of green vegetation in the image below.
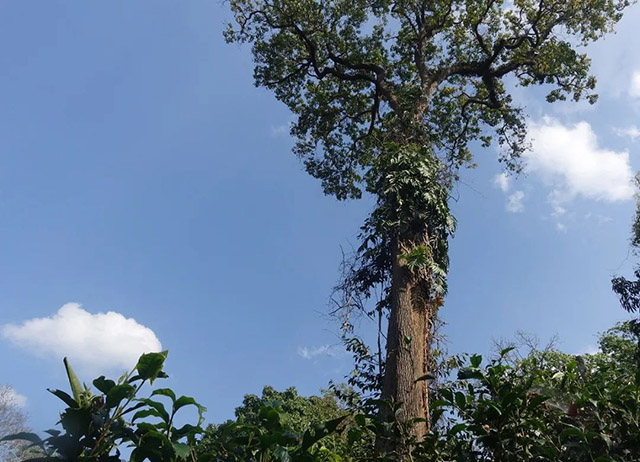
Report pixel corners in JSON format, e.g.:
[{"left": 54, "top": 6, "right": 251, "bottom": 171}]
[
  {"left": 2, "top": 352, "right": 204, "bottom": 462},
  {"left": 4, "top": 0, "right": 640, "bottom": 460},
  {"left": 5, "top": 320, "right": 640, "bottom": 461}
]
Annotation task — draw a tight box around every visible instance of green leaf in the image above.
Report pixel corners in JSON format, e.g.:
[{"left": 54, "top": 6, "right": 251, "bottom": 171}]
[
  {"left": 131, "top": 430, "right": 173, "bottom": 462},
  {"left": 60, "top": 407, "right": 92, "bottom": 436},
  {"left": 151, "top": 388, "right": 176, "bottom": 402},
  {"left": 137, "top": 398, "right": 170, "bottom": 423},
  {"left": 121, "top": 401, "right": 147, "bottom": 415},
  {"left": 301, "top": 416, "right": 346, "bottom": 450},
  {"left": 173, "top": 395, "right": 207, "bottom": 426},
  {"left": 172, "top": 424, "right": 203, "bottom": 440},
  {"left": 93, "top": 376, "right": 116, "bottom": 394},
  {"left": 63, "top": 357, "right": 83, "bottom": 403},
  {"left": 449, "top": 423, "right": 467, "bottom": 436},
  {"left": 172, "top": 442, "right": 191, "bottom": 460},
  {"left": 458, "top": 368, "right": 483, "bottom": 380},
  {"left": 132, "top": 408, "right": 166, "bottom": 422},
  {"left": 470, "top": 354, "right": 482, "bottom": 368},
  {"left": 47, "top": 389, "right": 77, "bottom": 408},
  {"left": 500, "top": 347, "right": 516, "bottom": 358},
  {"left": 106, "top": 383, "right": 136, "bottom": 409},
  {"left": 439, "top": 389, "right": 454, "bottom": 403},
  {"left": 136, "top": 351, "right": 168, "bottom": 384}
]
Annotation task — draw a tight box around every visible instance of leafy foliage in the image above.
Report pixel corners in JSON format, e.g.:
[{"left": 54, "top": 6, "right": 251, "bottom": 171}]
[
  {"left": 231, "top": 387, "right": 344, "bottom": 433},
  {"left": 200, "top": 386, "right": 354, "bottom": 459},
  {"left": 197, "top": 403, "right": 346, "bottom": 462},
  {"left": 7, "top": 323, "right": 640, "bottom": 461},
  {"left": 226, "top": 0, "right": 629, "bottom": 200},
  {"left": 2, "top": 352, "right": 206, "bottom": 462}
]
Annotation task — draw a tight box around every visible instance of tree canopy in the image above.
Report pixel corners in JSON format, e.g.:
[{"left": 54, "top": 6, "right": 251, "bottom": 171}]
[{"left": 226, "top": 0, "right": 629, "bottom": 200}]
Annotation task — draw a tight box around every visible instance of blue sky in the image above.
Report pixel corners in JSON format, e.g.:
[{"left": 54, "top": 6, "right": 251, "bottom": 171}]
[{"left": 1, "top": 1, "right": 640, "bottom": 434}]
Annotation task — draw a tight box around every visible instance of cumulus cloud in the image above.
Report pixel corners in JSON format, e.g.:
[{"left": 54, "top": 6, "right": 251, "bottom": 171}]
[
  {"left": 1, "top": 303, "right": 162, "bottom": 372},
  {"left": 493, "top": 173, "right": 511, "bottom": 192},
  {"left": 526, "top": 117, "right": 635, "bottom": 204},
  {"left": 630, "top": 71, "right": 640, "bottom": 98},
  {"left": 297, "top": 344, "right": 340, "bottom": 360},
  {"left": 614, "top": 125, "right": 640, "bottom": 141},
  {"left": 506, "top": 191, "right": 525, "bottom": 213}
]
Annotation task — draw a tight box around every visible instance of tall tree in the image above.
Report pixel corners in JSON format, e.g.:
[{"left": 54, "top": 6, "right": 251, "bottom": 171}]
[{"left": 225, "top": 0, "right": 631, "bottom": 444}]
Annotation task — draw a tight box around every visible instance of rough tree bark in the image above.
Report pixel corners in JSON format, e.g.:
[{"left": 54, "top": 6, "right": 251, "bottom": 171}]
[{"left": 381, "top": 232, "right": 437, "bottom": 448}]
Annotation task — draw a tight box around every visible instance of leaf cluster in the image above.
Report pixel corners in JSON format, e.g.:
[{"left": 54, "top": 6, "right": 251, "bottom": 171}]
[{"left": 2, "top": 352, "right": 206, "bottom": 462}]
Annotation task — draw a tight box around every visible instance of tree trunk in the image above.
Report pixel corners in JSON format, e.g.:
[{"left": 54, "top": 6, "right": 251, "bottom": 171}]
[{"left": 381, "top": 234, "right": 433, "bottom": 445}]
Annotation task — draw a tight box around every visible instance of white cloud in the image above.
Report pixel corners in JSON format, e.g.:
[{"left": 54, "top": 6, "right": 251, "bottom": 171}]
[
  {"left": 494, "top": 172, "right": 524, "bottom": 213},
  {"left": 297, "top": 344, "right": 340, "bottom": 360},
  {"left": 585, "top": 212, "right": 613, "bottom": 224},
  {"left": 0, "top": 386, "right": 27, "bottom": 408},
  {"left": 614, "top": 125, "right": 640, "bottom": 141},
  {"left": 493, "top": 173, "right": 511, "bottom": 192},
  {"left": 1, "top": 303, "right": 162, "bottom": 372},
  {"left": 630, "top": 70, "right": 640, "bottom": 98},
  {"left": 270, "top": 121, "right": 293, "bottom": 137},
  {"left": 551, "top": 204, "right": 566, "bottom": 218},
  {"left": 526, "top": 117, "right": 635, "bottom": 204},
  {"left": 506, "top": 190, "right": 525, "bottom": 213},
  {"left": 556, "top": 222, "right": 567, "bottom": 232}
]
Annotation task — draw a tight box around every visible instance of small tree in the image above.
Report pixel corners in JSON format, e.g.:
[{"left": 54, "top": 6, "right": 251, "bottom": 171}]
[
  {"left": 199, "top": 386, "right": 354, "bottom": 460},
  {"left": 0, "top": 386, "right": 29, "bottom": 462},
  {"left": 225, "top": 0, "right": 633, "bottom": 446},
  {"left": 233, "top": 386, "right": 344, "bottom": 432}
]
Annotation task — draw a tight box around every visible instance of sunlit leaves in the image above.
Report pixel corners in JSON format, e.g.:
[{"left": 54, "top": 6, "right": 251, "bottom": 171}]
[
  {"left": 136, "top": 351, "right": 169, "bottom": 384},
  {"left": 4, "top": 350, "right": 208, "bottom": 462}
]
